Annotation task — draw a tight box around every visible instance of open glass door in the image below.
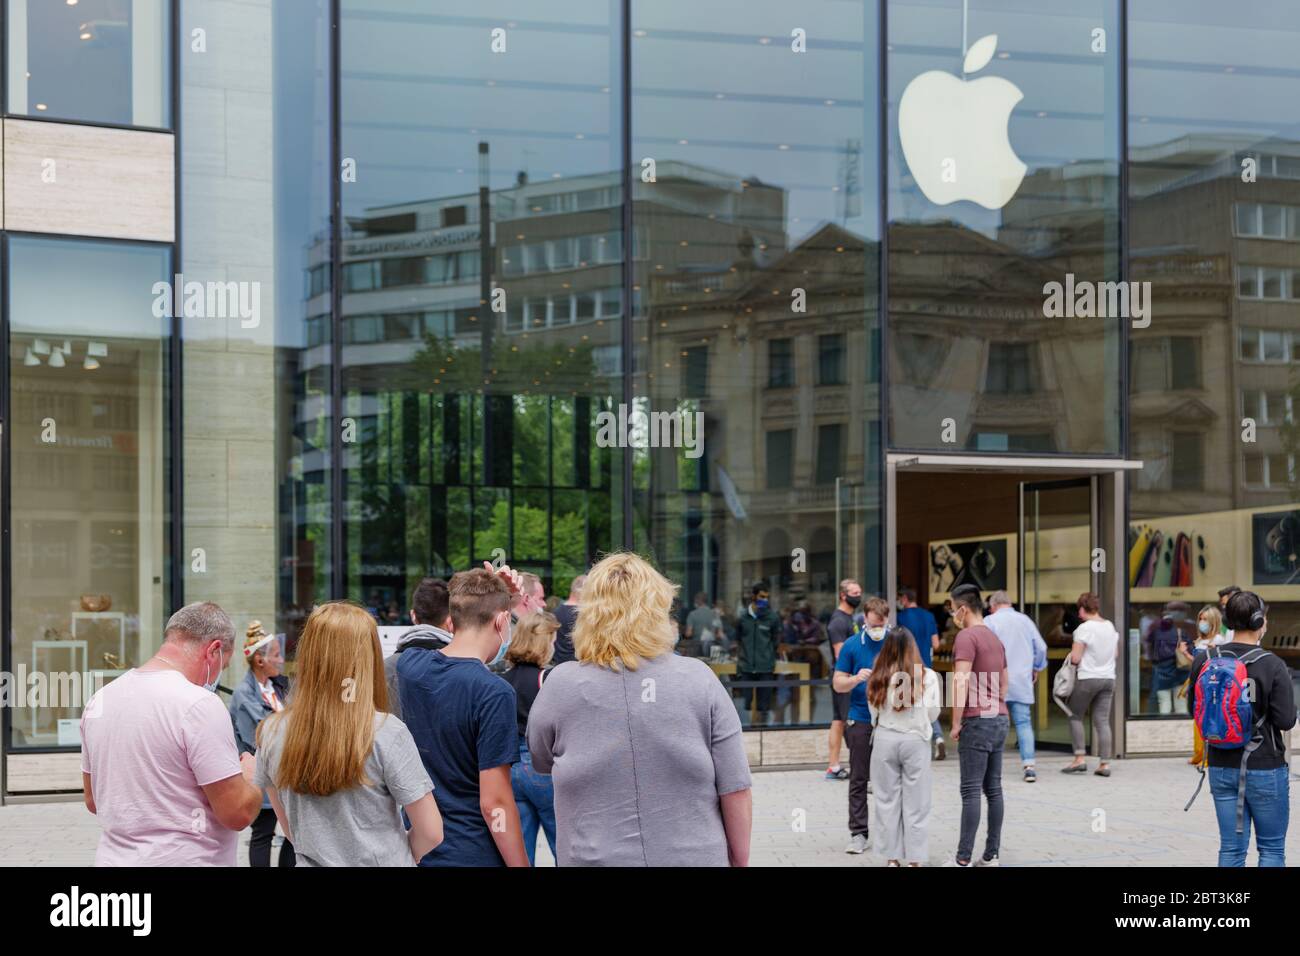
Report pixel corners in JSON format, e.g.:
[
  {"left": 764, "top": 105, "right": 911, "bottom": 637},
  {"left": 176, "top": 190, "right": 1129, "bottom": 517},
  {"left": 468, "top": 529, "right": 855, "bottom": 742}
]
[{"left": 1019, "top": 478, "right": 1097, "bottom": 749}]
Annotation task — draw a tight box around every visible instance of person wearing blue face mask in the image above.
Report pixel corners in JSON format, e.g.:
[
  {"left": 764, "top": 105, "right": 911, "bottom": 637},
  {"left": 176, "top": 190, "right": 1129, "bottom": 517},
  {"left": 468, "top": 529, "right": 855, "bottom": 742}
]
[
  {"left": 734, "top": 582, "right": 781, "bottom": 726},
  {"left": 833, "top": 595, "right": 890, "bottom": 854},
  {"left": 397, "top": 565, "right": 529, "bottom": 867}
]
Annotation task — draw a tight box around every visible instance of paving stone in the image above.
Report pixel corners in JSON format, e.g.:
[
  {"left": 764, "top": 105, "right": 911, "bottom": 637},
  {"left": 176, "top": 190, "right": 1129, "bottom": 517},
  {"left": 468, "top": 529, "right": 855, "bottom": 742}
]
[{"left": 0, "top": 756, "right": 1294, "bottom": 866}]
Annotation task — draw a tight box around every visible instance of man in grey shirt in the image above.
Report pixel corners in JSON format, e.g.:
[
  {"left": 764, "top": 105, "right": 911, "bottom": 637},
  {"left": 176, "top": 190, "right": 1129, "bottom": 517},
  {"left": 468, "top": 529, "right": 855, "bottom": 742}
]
[
  {"left": 528, "top": 653, "right": 752, "bottom": 866},
  {"left": 684, "top": 591, "right": 719, "bottom": 655}
]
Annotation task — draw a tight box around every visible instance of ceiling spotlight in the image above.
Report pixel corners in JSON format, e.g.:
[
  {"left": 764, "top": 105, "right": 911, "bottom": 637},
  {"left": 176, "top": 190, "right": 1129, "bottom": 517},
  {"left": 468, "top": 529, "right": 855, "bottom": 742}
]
[
  {"left": 83, "top": 356, "right": 100, "bottom": 370},
  {"left": 32, "top": 339, "right": 50, "bottom": 355},
  {"left": 87, "top": 341, "right": 108, "bottom": 357},
  {"left": 49, "top": 348, "right": 66, "bottom": 368},
  {"left": 24, "top": 349, "right": 40, "bottom": 367}
]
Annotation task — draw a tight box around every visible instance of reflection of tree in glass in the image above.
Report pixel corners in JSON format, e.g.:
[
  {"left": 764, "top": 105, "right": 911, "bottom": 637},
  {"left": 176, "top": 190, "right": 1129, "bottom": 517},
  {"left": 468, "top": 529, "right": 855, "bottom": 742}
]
[{"left": 410, "top": 332, "right": 600, "bottom": 394}]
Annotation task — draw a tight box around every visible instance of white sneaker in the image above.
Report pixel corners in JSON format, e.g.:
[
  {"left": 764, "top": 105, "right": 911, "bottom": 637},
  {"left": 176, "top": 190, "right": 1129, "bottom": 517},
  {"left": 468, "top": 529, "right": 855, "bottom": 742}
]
[
  {"left": 974, "top": 854, "right": 1000, "bottom": 867},
  {"left": 845, "top": 834, "right": 869, "bottom": 854}
]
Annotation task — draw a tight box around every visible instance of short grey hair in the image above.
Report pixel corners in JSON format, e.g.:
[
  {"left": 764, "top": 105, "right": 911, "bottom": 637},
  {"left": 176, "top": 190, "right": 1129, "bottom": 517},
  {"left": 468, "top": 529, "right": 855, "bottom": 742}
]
[
  {"left": 164, "top": 602, "right": 235, "bottom": 650},
  {"left": 988, "top": 590, "right": 1013, "bottom": 608}
]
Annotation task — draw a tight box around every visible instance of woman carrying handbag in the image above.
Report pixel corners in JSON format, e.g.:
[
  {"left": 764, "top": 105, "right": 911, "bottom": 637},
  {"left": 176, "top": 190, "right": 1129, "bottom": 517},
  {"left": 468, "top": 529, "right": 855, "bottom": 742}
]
[{"left": 1061, "top": 593, "right": 1120, "bottom": 777}]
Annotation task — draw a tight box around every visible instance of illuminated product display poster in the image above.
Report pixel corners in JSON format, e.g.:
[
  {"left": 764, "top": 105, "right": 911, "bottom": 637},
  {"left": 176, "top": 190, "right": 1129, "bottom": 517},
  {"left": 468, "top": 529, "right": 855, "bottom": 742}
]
[
  {"left": 1251, "top": 509, "right": 1300, "bottom": 586},
  {"left": 928, "top": 533, "right": 1017, "bottom": 605},
  {"left": 1130, "top": 503, "right": 1300, "bottom": 605}
]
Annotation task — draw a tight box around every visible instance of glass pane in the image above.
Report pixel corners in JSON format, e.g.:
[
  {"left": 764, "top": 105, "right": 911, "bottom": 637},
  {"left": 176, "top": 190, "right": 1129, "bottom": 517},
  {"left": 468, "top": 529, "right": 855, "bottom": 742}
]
[
  {"left": 888, "top": 0, "right": 1122, "bottom": 454},
  {"left": 1261, "top": 203, "right": 1285, "bottom": 237},
  {"left": 631, "top": 0, "right": 883, "bottom": 707},
  {"left": 181, "top": 0, "right": 332, "bottom": 670},
  {"left": 1234, "top": 203, "right": 1257, "bottom": 236},
  {"left": 1262, "top": 329, "right": 1285, "bottom": 359},
  {"left": 340, "top": 1, "right": 624, "bottom": 608},
  {"left": 7, "top": 0, "right": 170, "bottom": 127},
  {"left": 1239, "top": 329, "right": 1260, "bottom": 360},
  {"left": 1022, "top": 482, "right": 1092, "bottom": 748},
  {"left": 1262, "top": 268, "right": 1284, "bottom": 298},
  {"left": 9, "top": 236, "right": 171, "bottom": 748},
  {"left": 1130, "top": 0, "right": 1300, "bottom": 718}
]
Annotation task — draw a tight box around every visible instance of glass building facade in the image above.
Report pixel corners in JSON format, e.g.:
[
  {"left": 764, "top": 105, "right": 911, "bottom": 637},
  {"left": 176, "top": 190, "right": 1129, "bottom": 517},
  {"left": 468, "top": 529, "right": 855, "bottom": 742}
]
[{"left": 5, "top": 0, "right": 1300, "bottom": 784}]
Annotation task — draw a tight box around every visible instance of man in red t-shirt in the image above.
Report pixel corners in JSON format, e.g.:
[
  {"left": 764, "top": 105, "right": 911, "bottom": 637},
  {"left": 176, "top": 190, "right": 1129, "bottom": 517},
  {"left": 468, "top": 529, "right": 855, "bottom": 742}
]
[{"left": 945, "top": 584, "right": 1009, "bottom": 867}]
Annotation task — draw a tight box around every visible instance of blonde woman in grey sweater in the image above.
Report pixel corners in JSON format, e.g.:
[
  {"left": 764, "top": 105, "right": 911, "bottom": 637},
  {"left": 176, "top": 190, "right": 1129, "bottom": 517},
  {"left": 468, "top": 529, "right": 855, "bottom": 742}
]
[{"left": 866, "top": 627, "right": 943, "bottom": 866}]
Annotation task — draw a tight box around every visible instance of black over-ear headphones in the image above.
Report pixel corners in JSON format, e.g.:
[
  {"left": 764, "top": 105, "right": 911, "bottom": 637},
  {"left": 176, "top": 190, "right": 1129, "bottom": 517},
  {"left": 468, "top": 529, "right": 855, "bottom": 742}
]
[
  {"left": 1228, "top": 591, "right": 1267, "bottom": 631},
  {"left": 1247, "top": 593, "right": 1267, "bottom": 631}
]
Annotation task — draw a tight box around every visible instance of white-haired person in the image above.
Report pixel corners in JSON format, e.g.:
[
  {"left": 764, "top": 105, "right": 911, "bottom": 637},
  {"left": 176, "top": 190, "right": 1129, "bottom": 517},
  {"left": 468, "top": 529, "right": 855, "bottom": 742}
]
[
  {"left": 527, "top": 552, "right": 753, "bottom": 866},
  {"left": 230, "top": 620, "right": 296, "bottom": 867}
]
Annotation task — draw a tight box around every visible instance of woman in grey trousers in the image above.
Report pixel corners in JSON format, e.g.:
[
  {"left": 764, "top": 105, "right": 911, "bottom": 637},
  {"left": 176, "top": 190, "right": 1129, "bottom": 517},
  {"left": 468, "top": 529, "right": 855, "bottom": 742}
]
[
  {"left": 1062, "top": 592, "right": 1119, "bottom": 777},
  {"left": 866, "top": 627, "right": 942, "bottom": 866}
]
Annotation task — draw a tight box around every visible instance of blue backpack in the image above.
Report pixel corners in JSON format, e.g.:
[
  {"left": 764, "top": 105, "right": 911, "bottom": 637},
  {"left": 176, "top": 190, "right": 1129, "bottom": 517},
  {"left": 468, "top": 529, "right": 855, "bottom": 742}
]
[{"left": 1184, "top": 646, "right": 1269, "bottom": 832}]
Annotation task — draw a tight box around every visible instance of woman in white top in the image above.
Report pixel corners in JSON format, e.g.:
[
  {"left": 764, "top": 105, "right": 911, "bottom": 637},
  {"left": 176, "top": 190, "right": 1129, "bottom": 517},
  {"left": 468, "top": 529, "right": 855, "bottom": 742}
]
[
  {"left": 1062, "top": 593, "right": 1119, "bottom": 777},
  {"left": 866, "top": 627, "right": 942, "bottom": 867}
]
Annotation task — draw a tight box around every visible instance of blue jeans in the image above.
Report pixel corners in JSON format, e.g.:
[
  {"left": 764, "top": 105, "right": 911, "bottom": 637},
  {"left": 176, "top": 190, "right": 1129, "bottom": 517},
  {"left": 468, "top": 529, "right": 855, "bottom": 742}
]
[
  {"left": 511, "top": 740, "right": 557, "bottom": 866},
  {"left": 1007, "top": 701, "right": 1035, "bottom": 766},
  {"left": 956, "top": 715, "right": 1008, "bottom": 863},
  {"left": 1207, "top": 765, "right": 1289, "bottom": 867}
]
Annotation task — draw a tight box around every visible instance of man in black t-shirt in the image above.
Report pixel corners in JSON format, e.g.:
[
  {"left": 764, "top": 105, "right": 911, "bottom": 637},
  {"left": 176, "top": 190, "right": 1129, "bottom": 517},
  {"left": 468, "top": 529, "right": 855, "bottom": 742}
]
[
  {"left": 824, "top": 579, "right": 863, "bottom": 780},
  {"left": 1188, "top": 589, "right": 1297, "bottom": 866}
]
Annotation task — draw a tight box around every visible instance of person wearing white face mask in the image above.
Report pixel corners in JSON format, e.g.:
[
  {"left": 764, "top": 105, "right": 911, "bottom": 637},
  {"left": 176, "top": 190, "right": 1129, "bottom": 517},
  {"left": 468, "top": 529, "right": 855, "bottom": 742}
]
[
  {"left": 80, "top": 602, "right": 263, "bottom": 866},
  {"left": 396, "top": 565, "right": 530, "bottom": 867},
  {"left": 832, "top": 595, "right": 890, "bottom": 854}
]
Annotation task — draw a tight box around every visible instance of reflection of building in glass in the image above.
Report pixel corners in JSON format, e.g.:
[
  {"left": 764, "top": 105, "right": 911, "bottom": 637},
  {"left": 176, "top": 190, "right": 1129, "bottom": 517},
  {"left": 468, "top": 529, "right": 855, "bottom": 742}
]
[
  {"left": 16, "top": 0, "right": 1300, "bottom": 794},
  {"left": 315, "top": 171, "right": 629, "bottom": 614}
]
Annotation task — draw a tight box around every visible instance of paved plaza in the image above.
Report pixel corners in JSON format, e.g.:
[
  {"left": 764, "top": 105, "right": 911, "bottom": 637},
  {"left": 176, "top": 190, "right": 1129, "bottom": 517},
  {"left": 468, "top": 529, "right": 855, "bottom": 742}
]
[{"left": 1, "top": 754, "right": 1296, "bottom": 866}]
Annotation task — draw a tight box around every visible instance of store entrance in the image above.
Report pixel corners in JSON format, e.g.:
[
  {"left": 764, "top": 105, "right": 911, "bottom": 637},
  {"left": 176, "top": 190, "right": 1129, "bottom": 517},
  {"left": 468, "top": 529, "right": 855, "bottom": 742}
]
[{"left": 886, "top": 455, "right": 1135, "bottom": 755}]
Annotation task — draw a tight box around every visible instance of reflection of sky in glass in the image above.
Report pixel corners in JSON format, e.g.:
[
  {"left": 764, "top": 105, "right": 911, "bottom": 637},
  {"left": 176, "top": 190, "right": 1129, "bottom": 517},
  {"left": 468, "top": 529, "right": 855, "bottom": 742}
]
[
  {"left": 341, "top": 1, "right": 618, "bottom": 217},
  {"left": 272, "top": 0, "right": 330, "bottom": 349},
  {"left": 10, "top": 237, "right": 168, "bottom": 339},
  {"left": 1129, "top": 0, "right": 1300, "bottom": 145},
  {"left": 342, "top": 1, "right": 880, "bottom": 247},
  {"left": 633, "top": 0, "right": 878, "bottom": 245}
]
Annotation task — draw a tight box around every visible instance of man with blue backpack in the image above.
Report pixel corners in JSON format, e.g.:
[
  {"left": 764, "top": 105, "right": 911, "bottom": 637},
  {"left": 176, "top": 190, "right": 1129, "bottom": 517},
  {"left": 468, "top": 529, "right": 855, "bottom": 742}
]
[{"left": 1185, "top": 590, "right": 1296, "bottom": 866}]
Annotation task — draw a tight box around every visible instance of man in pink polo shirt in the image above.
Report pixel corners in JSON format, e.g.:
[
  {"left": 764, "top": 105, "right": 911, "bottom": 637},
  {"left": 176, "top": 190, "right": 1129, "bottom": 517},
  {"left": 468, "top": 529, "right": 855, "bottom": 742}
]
[{"left": 80, "top": 602, "right": 263, "bottom": 866}]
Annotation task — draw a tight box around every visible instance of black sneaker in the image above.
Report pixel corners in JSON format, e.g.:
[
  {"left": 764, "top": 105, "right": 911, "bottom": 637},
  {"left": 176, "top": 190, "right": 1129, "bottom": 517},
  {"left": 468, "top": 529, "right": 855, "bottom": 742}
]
[{"left": 1023, "top": 767, "right": 1037, "bottom": 783}]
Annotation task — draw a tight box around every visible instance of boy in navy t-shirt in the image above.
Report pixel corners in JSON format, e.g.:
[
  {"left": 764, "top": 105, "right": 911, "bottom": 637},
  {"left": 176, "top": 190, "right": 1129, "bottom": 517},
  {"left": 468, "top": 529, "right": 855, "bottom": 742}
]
[{"left": 398, "top": 566, "right": 528, "bottom": 866}]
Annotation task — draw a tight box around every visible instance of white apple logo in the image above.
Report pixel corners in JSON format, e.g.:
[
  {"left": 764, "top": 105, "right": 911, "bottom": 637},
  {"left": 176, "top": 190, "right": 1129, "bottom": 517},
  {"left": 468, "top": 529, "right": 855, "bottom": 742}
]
[{"left": 898, "top": 34, "right": 1026, "bottom": 210}]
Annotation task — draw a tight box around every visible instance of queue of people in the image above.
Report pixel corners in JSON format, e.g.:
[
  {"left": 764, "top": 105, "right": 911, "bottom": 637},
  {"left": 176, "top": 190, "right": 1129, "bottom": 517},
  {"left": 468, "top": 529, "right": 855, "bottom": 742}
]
[{"left": 76, "top": 561, "right": 1292, "bottom": 868}]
